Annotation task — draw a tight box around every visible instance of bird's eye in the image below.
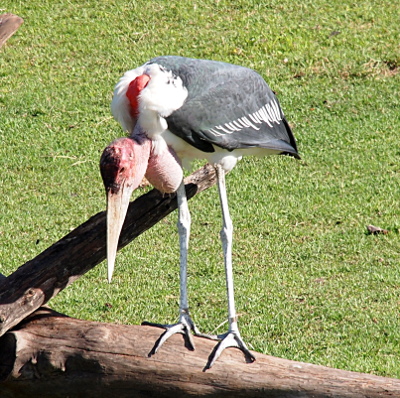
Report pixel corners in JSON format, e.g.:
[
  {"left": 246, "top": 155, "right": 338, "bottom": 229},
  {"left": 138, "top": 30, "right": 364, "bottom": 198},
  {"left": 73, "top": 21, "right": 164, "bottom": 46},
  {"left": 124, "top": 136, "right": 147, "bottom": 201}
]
[{"left": 120, "top": 167, "right": 125, "bottom": 173}]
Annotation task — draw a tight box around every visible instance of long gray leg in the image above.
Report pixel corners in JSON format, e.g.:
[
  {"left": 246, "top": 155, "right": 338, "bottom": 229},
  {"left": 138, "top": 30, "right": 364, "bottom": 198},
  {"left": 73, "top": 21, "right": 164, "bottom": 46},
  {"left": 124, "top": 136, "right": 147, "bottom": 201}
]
[
  {"left": 204, "top": 164, "right": 256, "bottom": 370},
  {"left": 143, "top": 181, "right": 214, "bottom": 357}
]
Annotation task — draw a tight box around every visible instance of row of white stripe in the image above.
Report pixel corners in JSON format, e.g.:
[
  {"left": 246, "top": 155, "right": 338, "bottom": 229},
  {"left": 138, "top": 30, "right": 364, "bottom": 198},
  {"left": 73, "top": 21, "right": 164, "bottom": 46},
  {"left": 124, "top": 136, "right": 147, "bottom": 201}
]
[{"left": 207, "top": 99, "right": 283, "bottom": 137}]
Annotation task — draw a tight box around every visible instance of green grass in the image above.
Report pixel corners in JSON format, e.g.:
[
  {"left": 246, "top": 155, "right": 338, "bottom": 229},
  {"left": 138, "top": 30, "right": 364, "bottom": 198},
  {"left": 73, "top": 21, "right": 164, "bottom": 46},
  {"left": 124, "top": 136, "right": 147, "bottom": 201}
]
[{"left": 1, "top": 0, "right": 399, "bottom": 378}]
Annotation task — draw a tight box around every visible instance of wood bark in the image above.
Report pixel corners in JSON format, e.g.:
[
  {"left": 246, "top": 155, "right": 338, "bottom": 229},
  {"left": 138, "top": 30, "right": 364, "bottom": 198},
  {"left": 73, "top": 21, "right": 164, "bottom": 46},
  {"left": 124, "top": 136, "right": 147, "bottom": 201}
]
[
  {"left": 0, "top": 14, "right": 23, "bottom": 48},
  {"left": 1, "top": 308, "right": 399, "bottom": 398},
  {"left": 0, "top": 164, "right": 217, "bottom": 338}
]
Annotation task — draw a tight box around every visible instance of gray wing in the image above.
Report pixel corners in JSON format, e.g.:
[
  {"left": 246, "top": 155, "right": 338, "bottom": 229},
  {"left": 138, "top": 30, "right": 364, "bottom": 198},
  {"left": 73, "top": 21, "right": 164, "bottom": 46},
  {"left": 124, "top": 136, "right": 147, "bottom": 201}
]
[{"left": 148, "top": 56, "right": 299, "bottom": 157}]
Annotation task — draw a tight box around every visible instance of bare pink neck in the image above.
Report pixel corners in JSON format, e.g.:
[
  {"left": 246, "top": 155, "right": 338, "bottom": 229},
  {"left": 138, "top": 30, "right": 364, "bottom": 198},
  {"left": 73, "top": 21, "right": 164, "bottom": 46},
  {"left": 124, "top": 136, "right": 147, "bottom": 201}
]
[
  {"left": 146, "top": 143, "right": 183, "bottom": 194},
  {"left": 131, "top": 136, "right": 152, "bottom": 190},
  {"left": 131, "top": 129, "right": 183, "bottom": 194}
]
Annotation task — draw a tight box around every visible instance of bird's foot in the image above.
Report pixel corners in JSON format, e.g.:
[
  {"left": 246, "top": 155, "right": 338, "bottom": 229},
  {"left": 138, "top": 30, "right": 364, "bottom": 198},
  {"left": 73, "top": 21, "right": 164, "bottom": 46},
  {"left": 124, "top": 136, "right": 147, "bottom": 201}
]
[
  {"left": 142, "top": 310, "right": 218, "bottom": 357},
  {"left": 204, "top": 329, "right": 256, "bottom": 371}
]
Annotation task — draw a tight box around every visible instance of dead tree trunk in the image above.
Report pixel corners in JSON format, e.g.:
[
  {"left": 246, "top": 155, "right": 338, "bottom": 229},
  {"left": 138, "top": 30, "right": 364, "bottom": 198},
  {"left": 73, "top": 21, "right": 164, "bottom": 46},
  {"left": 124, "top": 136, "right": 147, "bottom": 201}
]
[
  {"left": 0, "top": 14, "right": 24, "bottom": 48},
  {"left": 0, "top": 164, "right": 217, "bottom": 338},
  {"left": 1, "top": 308, "right": 399, "bottom": 398},
  {"left": 1, "top": 165, "right": 400, "bottom": 396}
]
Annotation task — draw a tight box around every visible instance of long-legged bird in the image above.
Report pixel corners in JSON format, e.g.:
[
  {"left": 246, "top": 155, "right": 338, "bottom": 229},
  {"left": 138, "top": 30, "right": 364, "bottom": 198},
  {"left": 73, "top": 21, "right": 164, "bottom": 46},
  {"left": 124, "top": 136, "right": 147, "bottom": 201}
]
[{"left": 100, "top": 56, "right": 300, "bottom": 370}]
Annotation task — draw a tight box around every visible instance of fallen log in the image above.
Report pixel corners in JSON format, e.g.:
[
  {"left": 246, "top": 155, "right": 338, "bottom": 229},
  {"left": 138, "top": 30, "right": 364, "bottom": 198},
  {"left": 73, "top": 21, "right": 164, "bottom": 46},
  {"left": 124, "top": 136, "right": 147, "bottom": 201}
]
[
  {"left": 0, "top": 164, "right": 217, "bottom": 338},
  {"left": 0, "top": 14, "right": 24, "bottom": 48},
  {"left": 0, "top": 307, "right": 399, "bottom": 398}
]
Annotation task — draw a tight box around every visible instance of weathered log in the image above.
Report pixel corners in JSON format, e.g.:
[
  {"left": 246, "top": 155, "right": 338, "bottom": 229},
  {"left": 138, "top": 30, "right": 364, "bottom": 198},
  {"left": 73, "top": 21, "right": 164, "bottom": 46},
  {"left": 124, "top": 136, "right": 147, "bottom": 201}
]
[
  {"left": 0, "top": 14, "right": 24, "bottom": 48},
  {"left": 0, "top": 164, "right": 217, "bottom": 338},
  {"left": 0, "top": 308, "right": 399, "bottom": 398}
]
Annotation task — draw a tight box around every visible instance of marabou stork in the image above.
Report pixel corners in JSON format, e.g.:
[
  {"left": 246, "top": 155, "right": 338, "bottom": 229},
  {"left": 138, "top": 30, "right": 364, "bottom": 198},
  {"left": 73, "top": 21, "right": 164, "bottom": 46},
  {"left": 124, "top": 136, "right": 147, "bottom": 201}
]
[{"left": 100, "top": 56, "right": 300, "bottom": 370}]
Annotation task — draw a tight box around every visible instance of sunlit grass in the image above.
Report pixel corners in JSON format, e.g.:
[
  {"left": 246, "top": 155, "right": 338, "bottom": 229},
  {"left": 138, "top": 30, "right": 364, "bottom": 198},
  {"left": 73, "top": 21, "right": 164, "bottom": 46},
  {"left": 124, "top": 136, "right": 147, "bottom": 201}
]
[{"left": 1, "top": 0, "right": 399, "bottom": 378}]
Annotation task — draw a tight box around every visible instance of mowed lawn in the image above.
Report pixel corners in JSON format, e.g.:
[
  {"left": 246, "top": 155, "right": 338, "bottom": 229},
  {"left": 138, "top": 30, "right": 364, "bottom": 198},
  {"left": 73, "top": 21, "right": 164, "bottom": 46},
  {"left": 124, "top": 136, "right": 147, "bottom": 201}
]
[{"left": 1, "top": 0, "right": 399, "bottom": 378}]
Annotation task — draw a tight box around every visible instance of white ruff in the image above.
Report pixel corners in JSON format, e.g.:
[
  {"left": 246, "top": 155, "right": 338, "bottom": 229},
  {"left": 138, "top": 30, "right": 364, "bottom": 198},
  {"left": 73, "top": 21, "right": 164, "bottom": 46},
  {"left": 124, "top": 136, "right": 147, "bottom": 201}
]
[
  {"left": 138, "top": 64, "right": 188, "bottom": 139},
  {"left": 111, "top": 63, "right": 188, "bottom": 139},
  {"left": 140, "top": 64, "right": 188, "bottom": 118}
]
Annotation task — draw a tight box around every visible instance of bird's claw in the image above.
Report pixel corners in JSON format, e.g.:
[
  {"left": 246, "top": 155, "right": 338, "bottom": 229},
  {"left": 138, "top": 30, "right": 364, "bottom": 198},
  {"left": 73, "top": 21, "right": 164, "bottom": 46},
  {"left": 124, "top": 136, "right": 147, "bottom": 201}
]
[
  {"left": 203, "top": 330, "right": 256, "bottom": 371},
  {"left": 142, "top": 310, "right": 218, "bottom": 357},
  {"left": 142, "top": 315, "right": 255, "bottom": 371},
  {"left": 143, "top": 321, "right": 195, "bottom": 355}
]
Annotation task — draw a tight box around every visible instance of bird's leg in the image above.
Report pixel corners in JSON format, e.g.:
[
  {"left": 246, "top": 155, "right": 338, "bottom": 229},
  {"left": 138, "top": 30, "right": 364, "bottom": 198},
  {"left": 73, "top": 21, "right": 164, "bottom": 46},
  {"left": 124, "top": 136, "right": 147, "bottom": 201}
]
[
  {"left": 204, "top": 164, "right": 256, "bottom": 371},
  {"left": 143, "top": 181, "right": 215, "bottom": 357}
]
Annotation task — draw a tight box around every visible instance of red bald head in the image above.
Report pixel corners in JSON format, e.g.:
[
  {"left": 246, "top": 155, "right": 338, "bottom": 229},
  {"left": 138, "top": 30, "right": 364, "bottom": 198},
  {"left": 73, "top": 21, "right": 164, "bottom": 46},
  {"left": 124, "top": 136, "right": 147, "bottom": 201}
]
[{"left": 100, "top": 137, "right": 137, "bottom": 195}]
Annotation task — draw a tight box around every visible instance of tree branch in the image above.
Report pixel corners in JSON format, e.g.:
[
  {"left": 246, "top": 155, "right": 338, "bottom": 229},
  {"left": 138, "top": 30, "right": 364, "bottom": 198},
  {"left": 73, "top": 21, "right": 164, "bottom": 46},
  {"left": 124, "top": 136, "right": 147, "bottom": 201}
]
[
  {"left": 0, "top": 164, "right": 217, "bottom": 338},
  {"left": 1, "top": 308, "right": 399, "bottom": 398},
  {"left": 0, "top": 14, "right": 23, "bottom": 49}
]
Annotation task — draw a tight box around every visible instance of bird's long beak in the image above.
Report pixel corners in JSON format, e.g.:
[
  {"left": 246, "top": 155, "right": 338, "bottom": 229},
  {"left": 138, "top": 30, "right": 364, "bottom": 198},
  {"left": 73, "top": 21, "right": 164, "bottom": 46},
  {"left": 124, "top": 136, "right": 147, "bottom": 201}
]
[
  {"left": 106, "top": 183, "right": 134, "bottom": 283},
  {"left": 101, "top": 136, "right": 151, "bottom": 283}
]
